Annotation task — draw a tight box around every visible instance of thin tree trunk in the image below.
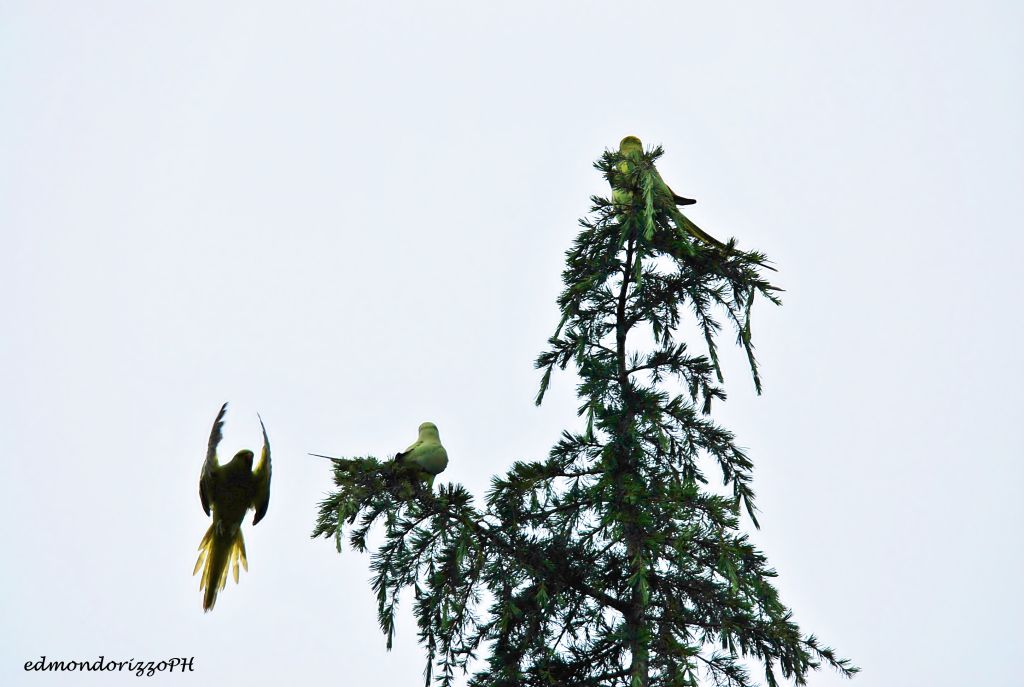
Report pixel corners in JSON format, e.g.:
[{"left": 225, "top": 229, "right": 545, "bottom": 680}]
[{"left": 615, "top": 238, "right": 649, "bottom": 687}]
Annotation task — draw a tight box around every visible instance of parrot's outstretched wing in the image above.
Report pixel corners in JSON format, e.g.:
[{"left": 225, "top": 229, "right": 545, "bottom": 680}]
[
  {"left": 666, "top": 184, "right": 697, "bottom": 206},
  {"left": 651, "top": 168, "right": 697, "bottom": 207},
  {"left": 252, "top": 413, "right": 271, "bottom": 526},
  {"left": 394, "top": 439, "right": 422, "bottom": 462},
  {"left": 200, "top": 402, "right": 228, "bottom": 515}
]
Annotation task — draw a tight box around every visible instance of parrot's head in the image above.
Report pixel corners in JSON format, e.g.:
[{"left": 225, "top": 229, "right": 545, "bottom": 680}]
[
  {"left": 233, "top": 449, "right": 255, "bottom": 468},
  {"left": 619, "top": 136, "right": 643, "bottom": 157},
  {"left": 418, "top": 422, "right": 440, "bottom": 440}
]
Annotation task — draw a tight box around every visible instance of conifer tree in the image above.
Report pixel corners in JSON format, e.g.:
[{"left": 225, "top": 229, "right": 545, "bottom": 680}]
[{"left": 313, "top": 141, "right": 857, "bottom": 687}]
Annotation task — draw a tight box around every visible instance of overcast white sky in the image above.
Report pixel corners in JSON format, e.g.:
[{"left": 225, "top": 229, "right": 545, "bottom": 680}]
[{"left": 2, "top": 2, "right": 1021, "bottom": 685}]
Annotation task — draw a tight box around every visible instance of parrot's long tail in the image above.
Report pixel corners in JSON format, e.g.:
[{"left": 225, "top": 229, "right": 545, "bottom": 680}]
[
  {"left": 671, "top": 208, "right": 727, "bottom": 250},
  {"left": 193, "top": 522, "right": 247, "bottom": 612}
]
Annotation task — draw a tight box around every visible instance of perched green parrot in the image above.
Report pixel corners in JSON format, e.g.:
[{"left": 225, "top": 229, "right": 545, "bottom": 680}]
[
  {"left": 612, "top": 135, "right": 727, "bottom": 250},
  {"left": 394, "top": 422, "right": 448, "bottom": 489},
  {"left": 193, "top": 402, "right": 271, "bottom": 612}
]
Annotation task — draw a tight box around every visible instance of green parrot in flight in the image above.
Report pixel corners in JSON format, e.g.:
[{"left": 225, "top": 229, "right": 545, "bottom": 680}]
[
  {"left": 612, "top": 135, "right": 726, "bottom": 250},
  {"left": 193, "top": 402, "right": 271, "bottom": 612},
  {"left": 394, "top": 422, "right": 448, "bottom": 489}
]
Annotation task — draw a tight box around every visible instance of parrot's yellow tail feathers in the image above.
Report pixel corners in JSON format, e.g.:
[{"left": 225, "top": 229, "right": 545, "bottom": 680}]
[{"left": 194, "top": 524, "right": 247, "bottom": 612}]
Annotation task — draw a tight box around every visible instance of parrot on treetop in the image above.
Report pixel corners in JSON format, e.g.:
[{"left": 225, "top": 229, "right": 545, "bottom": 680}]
[
  {"left": 193, "top": 402, "right": 271, "bottom": 612},
  {"left": 612, "top": 135, "right": 727, "bottom": 251},
  {"left": 394, "top": 422, "right": 448, "bottom": 489}
]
